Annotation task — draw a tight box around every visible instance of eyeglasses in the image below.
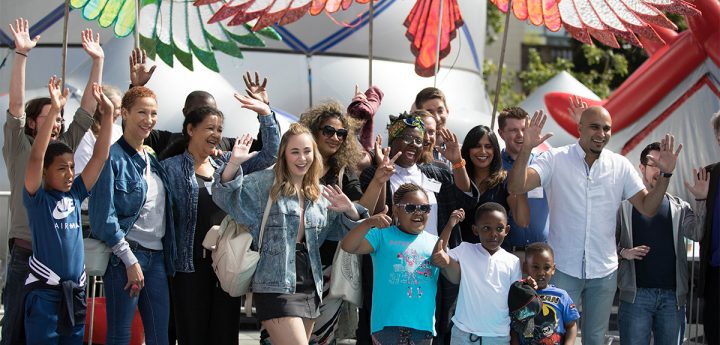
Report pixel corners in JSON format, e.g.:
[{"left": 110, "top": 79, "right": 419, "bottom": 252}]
[
  {"left": 397, "top": 203, "right": 432, "bottom": 214},
  {"left": 399, "top": 134, "right": 423, "bottom": 147},
  {"left": 479, "top": 225, "right": 506, "bottom": 233},
  {"left": 321, "top": 125, "right": 348, "bottom": 140}
]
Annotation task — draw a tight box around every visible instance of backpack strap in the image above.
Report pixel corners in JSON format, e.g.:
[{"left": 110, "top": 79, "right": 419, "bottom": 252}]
[{"left": 257, "top": 192, "right": 273, "bottom": 251}]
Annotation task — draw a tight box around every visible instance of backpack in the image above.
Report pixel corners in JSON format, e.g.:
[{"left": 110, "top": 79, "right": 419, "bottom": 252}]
[{"left": 203, "top": 194, "right": 272, "bottom": 297}]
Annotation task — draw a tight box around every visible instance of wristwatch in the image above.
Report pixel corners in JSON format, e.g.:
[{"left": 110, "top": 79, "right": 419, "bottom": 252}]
[{"left": 660, "top": 171, "right": 673, "bottom": 178}]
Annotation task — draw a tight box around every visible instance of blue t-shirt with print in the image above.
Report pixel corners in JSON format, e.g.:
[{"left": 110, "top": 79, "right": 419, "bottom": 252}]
[
  {"left": 519, "top": 285, "right": 580, "bottom": 345},
  {"left": 23, "top": 178, "right": 88, "bottom": 283},
  {"left": 366, "top": 225, "right": 440, "bottom": 334}
]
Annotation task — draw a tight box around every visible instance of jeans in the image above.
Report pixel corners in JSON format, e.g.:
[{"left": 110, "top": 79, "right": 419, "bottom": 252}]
[
  {"left": 550, "top": 269, "right": 617, "bottom": 345},
  {"left": 104, "top": 249, "right": 169, "bottom": 345},
  {"left": 372, "top": 326, "right": 433, "bottom": 345},
  {"left": 0, "top": 245, "right": 31, "bottom": 345},
  {"left": 618, "top": 288, "right": 684, "bottom": 345},
  {"left": 24, "top": 289, "right": 85, "bottom": 345},
  {"left": 449, "top": 325, "right": 510, "bottom": 345}
]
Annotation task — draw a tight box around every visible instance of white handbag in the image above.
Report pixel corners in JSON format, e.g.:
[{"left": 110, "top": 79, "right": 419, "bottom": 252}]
[
  {"left": 203, "top": 194, "right": 272, "bottom": 297},
  {"left": 83, "top": 238, "right": 111, "bottom": 277},
  {"left": 327, "top": 166, "right": 363, "bottom": 305}
]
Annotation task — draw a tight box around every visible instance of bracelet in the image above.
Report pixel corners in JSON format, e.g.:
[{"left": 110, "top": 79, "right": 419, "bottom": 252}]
[
  {"left": 15, "top": 51, "right": 27, "bottom": 57},
  {"left": 451, "top": 159, "right": 466, "bottom": 170}
]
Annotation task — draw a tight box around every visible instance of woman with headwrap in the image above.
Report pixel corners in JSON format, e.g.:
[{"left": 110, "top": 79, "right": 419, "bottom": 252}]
[{"left": 356, "top": 113, "right": 479, "bottom": 345}]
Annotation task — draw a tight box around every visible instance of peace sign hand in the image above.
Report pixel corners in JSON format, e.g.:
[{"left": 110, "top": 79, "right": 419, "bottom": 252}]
[{"left": 372, "top": 148, "right": 400, "bottom": 184}]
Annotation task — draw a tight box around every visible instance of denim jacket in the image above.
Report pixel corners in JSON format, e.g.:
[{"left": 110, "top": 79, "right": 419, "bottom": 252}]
[
  {"left": 212, "top": 168, "right": 368, "bottom": 297},
  {"left": 163, "top": 113, "right": 280, "bottom": 272},
  {"left": 88, "top": 137, "right": 177, "bottom": 275}
]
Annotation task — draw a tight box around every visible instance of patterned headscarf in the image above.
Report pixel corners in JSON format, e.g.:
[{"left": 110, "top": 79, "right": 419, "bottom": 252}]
[{"left": 387, "top": 112, "right": 425, "bottom": 143}]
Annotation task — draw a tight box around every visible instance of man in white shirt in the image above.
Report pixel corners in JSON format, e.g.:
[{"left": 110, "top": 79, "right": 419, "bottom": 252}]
[{"left": 507, "top": 106, "right": 682, "bottom": 345}]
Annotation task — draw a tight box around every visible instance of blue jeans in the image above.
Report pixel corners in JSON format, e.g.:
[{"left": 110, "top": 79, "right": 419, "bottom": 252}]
[
  {"left": 618, "top": 288, "right": 685, "bottom": 345},
  {"left": 24, "top": 289, "right": 85, "bottom": 345},
  {"left": 550, "top": 269, "right": 617, "bottom": 345},
  {"left": 1, "top": 244, "right": 31, "bottom": 345},
  {"left": 104, "top": 249, "right": 169, "bottom": 345},
  {"left": 449, "top": 325, "right": 510, "bottom": 345}
]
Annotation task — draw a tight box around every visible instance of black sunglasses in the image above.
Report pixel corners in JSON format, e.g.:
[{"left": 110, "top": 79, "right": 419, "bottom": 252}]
[
  {"left": 321, "top": 125, "right": 348, "bottom": 140},
  {"left": 397, "top": 203, "right": 432, "bottom": 214}
]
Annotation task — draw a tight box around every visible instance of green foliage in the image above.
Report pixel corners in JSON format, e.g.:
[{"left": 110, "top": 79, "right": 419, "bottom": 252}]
[{"left": 486, "top": 2, "right": 503, "bottom": 45}]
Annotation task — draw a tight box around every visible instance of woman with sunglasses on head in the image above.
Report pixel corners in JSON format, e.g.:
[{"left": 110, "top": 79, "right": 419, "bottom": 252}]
[
  {"left": 342, "top": 182, "right": 466, "bottom": 345},
  {"left": 458, "top": 125, "right": 529, "bottom": 244},
  {"left": 213, "top": 122, "right": 369, "bottom": 345},
  {"left": 357, "top": 113, "right": 479, "bottom": 345}
]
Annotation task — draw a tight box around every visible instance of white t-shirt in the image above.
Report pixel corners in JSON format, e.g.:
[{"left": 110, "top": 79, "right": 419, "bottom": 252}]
[
  {"left": 390, "top": 164, "right": 439, "bottom": 235},
  {"left": 529, "top": 143, "right": 645, "bottom": 279},
  {"left": 73, "top": 124, "right": 123, "bottom": 174},
  {"left": 449, "top": 242, "right": 521, "bottom": 337},
  {"left": 126, "top": 151, "right": 166, "bottom": 250}
]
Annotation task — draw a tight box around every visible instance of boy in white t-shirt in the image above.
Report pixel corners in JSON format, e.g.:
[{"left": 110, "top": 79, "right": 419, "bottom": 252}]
[{"left": 432, "top": 202, "right": 522, "bottom": 345}]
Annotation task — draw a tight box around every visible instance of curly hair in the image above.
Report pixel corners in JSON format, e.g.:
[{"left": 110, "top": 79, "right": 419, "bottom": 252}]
[
  {"left": 299, "top": 100, "right": 362, "bottom": 175},
  {"left": 122, "top": 86, "right": 156, "bottom": 111}
]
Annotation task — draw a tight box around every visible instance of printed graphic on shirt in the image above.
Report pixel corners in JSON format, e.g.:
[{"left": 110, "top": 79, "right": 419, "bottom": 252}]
[
  {"left": 521, "top": 289, "right": 579, "bottom": 345},
  {"left": 391, "top": 247, "right": 434, "bottom": 298},
  {"left": 52, "top": 197, "right": 75, "bottom": 220}
]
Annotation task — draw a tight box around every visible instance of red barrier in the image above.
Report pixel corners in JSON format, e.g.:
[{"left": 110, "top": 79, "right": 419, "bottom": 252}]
[{"left": 84, "top": 297, "right": 145, "bottom": 345}]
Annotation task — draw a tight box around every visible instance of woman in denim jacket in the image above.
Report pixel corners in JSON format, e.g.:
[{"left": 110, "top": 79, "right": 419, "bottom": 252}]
[
  {"left": 162, "top": 98, "right": 280, "bottom": 344},
  {"left": 89, "top": 86, "right": 176, "bottom": 345},
  {"left": 213, "top": 122, "right": 368, "bottom": 344}
]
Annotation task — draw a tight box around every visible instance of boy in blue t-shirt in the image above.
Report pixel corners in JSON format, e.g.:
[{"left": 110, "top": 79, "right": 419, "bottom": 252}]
[
  {"left": 514, "top": 242, "right": 579, "bottom": 345},
  {"left": 19, "top": 78, "right": 114, "bottom": 344}
]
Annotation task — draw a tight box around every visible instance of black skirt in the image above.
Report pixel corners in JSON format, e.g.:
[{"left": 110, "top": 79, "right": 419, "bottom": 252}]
[{"left": 254, "top": 243, "right": 321, "bottom": 321}]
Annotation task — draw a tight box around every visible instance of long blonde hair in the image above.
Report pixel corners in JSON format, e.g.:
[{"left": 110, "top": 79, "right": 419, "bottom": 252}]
[{"left": 271, "top": 123, "right": 324, "bottom": 202}]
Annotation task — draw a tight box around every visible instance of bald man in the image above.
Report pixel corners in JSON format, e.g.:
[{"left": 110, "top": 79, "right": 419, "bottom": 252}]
[{"left": 507, "top": 107, "right": 682, "bottom": 345}]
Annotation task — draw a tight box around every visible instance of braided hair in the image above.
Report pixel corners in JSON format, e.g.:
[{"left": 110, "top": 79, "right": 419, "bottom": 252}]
[{"left": 392, "top": 183, "right": 428, "bottom": 205}]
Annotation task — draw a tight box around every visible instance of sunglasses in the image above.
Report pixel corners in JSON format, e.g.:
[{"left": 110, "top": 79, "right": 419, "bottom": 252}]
[
  {"left": 399, "top": 134, "right": 423, "bottom": 146},
  {"left": 397, "top": 203, "right": 432, "bottom": 214},
  {"left": 321, "top": 125, "right": 348, "bottom": 140}
]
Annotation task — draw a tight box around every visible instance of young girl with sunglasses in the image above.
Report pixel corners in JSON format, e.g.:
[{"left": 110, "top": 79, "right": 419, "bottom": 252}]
[{"left": 342, "top": 183, "right": 465, "bottom": 345}]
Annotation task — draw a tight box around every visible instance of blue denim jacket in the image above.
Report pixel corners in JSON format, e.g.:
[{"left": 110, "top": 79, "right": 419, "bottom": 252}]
[
  {"left": 88, "top": 137, "right": 177, "bottom": 275},
  {"left": 163, "top": 113, "right": 280, "bottom": 272},
  {"left": 212, "top": 168, "right": 368, "bottom": 297}
]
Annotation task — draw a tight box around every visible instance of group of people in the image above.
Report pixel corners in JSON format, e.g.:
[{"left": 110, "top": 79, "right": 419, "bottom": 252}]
[{"left": 2, "top": 16, "right": 720, "bottom": 345}]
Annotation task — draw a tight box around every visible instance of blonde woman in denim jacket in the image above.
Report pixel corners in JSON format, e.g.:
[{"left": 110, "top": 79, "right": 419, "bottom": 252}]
[
  {"left": 213, "top": 122, "right": 368, "bottom": 345},
  {"left": 162, "top": 102, "right": 279, "bottom": 344}
]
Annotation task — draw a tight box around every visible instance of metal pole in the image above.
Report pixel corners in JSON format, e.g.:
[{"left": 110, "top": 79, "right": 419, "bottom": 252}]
[
  {"left": 433, "top": 0, "right": 444, "bottom": 86},
  {"left": 134, "top": 0, "right": 140, "bottom": 48},
  {"left": 490, "top": 0, "right": 513, "bottom": 130},
  {"left": 60, "top": 0, "right": 70, "bottom": 91},
  {"left": 88, "top": 276, "right": 96, "bottom": 345},
  {"left": 368, "top": 0, "right": 375, "bottom": 87}
]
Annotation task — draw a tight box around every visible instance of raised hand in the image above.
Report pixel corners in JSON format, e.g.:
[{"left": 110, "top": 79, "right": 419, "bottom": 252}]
[
  {"left": 352, "top": 84, "right": 367, "bottom": 103},
  {"left": 48, "top": 76, "right": 69, "bottom": 111},
  {"left": 324, "top": 185, "right": 355, "bottom": 214},
  {"left": 229, "top": 133, "right": 255, "bottom": 165},
  {"left": 646, "top": 133, "right": 682, "bottom": 174},
  {"left": 372, "top": 149, "right": 400, "bottom": 184},
  {"left": 568, "top": 95, "right": 587, "bottom": 124},
  {"left": 365, "top": 205, "right": 392, "bottom": 228},
  {"left": 523, "top": 110, "right": 554, "bottom": 151},
  {"left": 234, "top": 93, "right": 271, "bottom": 116},
  {"left": 373, "top": 135, "right": 385, "bottom": 166},
  {"left": 620, "top": 245, "right": 650, "bottom": 260},
  {"left": 81, "top": 28, "right": 104, "bottom": 60},
  {"left": 448, "top": 209, "right": 465, "bottom": 227},
  {"left": 9, "top": 18, "right": 40, "bottom": 54},
  {"left": 129, "top": 48, "right": 156, "bottom": 87},
  {"left": 438, "top": 128, "right": 461, "bottom": 164},
  {"left": 92, "top": 83, "right": 113, "bottom": 120},
  {"left": 685, "top": 167, "right": 709, "bottom": 200},
  {"left": 243, "top": 71, "right": 269, "bottom": 104},
  {"left": 431, "top": 239, "right": 451, "bottom": 268}
]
